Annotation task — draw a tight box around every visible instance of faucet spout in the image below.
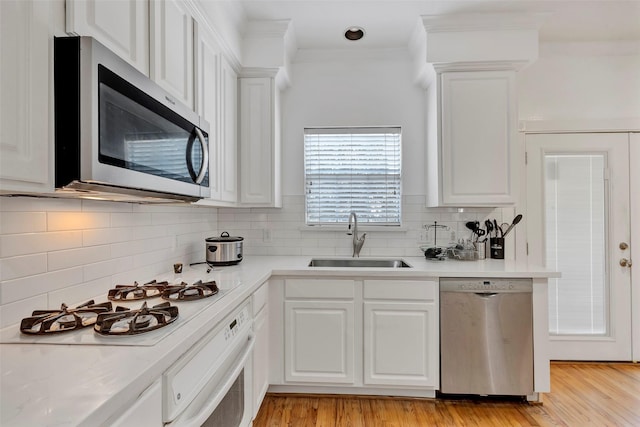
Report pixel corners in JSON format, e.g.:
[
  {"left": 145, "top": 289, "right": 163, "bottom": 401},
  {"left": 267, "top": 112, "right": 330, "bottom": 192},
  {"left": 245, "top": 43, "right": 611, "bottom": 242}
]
[{"left": 347, "top": 212, "right": 366, "bottom": 257}]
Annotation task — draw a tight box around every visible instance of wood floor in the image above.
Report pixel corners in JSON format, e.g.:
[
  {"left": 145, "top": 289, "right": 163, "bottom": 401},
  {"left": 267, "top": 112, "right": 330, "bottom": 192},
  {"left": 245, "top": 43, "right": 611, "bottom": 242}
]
[{"left": 253, "top": 363, "right": 640, "bottom": 427}]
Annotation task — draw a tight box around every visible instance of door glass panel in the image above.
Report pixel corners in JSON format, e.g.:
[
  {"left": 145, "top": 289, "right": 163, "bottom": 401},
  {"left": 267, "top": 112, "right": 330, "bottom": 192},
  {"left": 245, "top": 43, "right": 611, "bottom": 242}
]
[{"left": 545, "top": 154, "right": 607, "bottom": 335}]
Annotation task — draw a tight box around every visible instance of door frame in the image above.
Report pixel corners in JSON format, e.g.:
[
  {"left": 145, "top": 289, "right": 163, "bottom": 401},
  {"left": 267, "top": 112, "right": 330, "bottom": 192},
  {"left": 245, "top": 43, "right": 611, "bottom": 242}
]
[
  {"left": 631, "top": 133, "right": 639, "bottom": 362},
  {"left": 525, "top": 132, "right": 632, "bottom": 361}
]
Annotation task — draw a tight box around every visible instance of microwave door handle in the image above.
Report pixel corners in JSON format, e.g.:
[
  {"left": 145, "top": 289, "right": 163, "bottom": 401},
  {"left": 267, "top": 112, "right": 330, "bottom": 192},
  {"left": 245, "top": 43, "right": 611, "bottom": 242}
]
[{"left": 193, "top": 127, "right": 209, "bottom": 184}]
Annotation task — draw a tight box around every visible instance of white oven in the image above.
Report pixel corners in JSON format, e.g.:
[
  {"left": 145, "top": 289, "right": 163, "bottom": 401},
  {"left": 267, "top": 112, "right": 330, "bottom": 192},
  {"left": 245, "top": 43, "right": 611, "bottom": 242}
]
[{"left": 163, "top": 300, "right": 254, "bottom": 427}]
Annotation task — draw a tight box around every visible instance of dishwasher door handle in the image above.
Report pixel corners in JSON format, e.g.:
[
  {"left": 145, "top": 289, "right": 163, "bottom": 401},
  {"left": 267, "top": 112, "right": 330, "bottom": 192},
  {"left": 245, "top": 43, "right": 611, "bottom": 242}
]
[{"left": 474, "top": 292, "right": 498, "bottom": 298}]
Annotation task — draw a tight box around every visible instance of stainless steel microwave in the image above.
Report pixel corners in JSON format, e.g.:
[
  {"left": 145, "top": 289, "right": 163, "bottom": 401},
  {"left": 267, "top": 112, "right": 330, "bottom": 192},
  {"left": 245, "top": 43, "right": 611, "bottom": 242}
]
[{"left": 54, "top": 36, "right": 210, "bottom": 203}]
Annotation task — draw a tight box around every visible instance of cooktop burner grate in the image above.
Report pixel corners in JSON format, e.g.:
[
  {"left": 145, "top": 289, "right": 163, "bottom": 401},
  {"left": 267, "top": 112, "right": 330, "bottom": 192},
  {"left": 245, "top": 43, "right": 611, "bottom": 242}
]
[
  {"left": 107, "top": 280, "right": 169, "bottom": 301},
  {"left": 161, "top": 280, "right": 219, "bottom": 301},
  {"left": 94, "top": 301, "right": 179, "bottom": 335},
  {"left": 20, "top": 300, "right": 113, "bottom": 335}
]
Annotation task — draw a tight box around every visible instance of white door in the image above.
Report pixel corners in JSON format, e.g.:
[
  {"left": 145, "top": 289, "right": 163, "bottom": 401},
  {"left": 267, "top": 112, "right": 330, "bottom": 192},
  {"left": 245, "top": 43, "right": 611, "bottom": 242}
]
[{"left": 526, "top": 133, "right": 633, "bottom": 361}]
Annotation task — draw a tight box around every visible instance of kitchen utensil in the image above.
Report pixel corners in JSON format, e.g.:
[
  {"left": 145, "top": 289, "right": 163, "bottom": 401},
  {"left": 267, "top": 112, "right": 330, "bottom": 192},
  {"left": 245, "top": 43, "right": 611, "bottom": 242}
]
[
  {"left": 502, "top": 214, "right": 523, "bottom": 237},
  {"left": 205, "top": 232, "right": 244, "bottom": 265},
  {"left": 465, "top": 221, "right": 485, "bottom": 241},
  {"left": 493, "top": 219, "right": 502, "bottom": 237},
  {"left": 483, "top": 220, "right": 493, "bottom": 242}
]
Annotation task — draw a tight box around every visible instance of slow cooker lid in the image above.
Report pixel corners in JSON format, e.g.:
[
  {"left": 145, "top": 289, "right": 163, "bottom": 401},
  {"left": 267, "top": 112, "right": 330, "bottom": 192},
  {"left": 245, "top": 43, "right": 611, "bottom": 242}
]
[{"left": 206, "top": 231, "right": 244, "bottom": 242}]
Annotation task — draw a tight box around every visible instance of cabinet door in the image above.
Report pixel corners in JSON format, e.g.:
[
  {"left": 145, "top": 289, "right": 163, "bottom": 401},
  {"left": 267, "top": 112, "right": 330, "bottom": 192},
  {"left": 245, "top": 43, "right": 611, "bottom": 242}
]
[
  {"left": 150, "top": 0, "right": 194, "bottom": 109},
  {"left": 439, "top": 70, "right": 516, "bottom": 206},
  {"left": 0, "top": 0, "right": 52, "bottom": 193},
  {"left": 284, "top": 300, "right": 355, "bottom": 384},
  {"left": 220, "top": 58, "right": 238, "bottom": 202},
  {"left": 363, "top": 302, "right": 438, "bottom": 387},
  {"left": 195, "top": 26, "right": 221, "bottom": 200},
  {"left": 252, "top": 306, "right": 269, "bottom": 418},
  {"left": 239, "top": 77, "right": 277, "bottom": 206},
  {"left": 66, "top": 0, "right": 149, "bottom": 74}
]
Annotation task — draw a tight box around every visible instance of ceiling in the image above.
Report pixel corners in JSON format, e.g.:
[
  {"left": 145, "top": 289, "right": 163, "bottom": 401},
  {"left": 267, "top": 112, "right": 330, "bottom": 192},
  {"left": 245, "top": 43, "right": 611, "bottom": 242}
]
[{"left": 235, "top": 0, "right": 640, "bottom": 50}]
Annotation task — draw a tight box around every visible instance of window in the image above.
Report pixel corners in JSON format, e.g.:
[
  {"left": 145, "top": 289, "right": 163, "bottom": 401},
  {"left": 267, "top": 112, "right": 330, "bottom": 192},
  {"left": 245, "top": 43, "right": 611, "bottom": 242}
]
[{"left": 304, "top": 127, "right": 401, "bottom": 225}]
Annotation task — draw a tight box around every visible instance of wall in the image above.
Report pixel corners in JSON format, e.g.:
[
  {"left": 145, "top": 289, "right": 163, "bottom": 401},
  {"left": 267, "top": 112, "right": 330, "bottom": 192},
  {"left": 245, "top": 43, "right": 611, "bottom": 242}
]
[
  {"left": 518, "top": 42, "right": 640, "bottom": 122},
  {"left": 220, "top": 49, "right": 504, "bottom": 257},
  {"left": 0, "top": 197, "right": 217, "bottom": 328}
]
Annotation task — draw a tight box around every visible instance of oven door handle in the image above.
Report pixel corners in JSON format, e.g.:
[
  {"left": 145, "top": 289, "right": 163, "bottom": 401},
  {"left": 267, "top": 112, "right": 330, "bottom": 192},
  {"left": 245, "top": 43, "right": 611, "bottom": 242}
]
[{"left": 176, "top": 332, "right": 255, "bottom": 427}]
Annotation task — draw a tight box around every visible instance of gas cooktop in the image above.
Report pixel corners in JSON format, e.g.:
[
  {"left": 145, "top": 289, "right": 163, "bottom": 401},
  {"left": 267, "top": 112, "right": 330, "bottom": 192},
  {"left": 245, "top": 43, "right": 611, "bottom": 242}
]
[{"left": 0, "top": 265, "right": 240, "bottom": 347}]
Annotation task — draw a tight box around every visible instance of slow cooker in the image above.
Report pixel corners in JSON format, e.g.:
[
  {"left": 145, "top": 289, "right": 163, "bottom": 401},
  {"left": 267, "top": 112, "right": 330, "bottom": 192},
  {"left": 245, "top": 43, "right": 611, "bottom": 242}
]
[{"left": 205, "top": 232, "right": 244, "bottom": 266}]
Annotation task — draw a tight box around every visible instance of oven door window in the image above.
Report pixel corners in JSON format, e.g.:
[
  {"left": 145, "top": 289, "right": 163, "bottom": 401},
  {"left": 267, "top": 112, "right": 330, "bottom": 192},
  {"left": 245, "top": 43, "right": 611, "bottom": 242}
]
[
  {"left": 98, "top": 65, "right": 208, "bottom": 186},
  {"left": 202, "top": 369, "right": 244, "bottom": 427}
]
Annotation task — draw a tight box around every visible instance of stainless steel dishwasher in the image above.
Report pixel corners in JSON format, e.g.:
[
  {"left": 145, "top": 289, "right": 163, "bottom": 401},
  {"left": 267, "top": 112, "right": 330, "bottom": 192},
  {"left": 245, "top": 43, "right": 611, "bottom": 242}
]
[{"left": 440, "top": 278, "right": 534, "bottom": 396}]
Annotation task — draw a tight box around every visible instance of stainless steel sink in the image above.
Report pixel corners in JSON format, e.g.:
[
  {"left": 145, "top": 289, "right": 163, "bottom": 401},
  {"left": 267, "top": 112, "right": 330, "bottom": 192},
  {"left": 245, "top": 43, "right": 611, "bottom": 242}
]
[{"left": 308, "top": 258, "right": 412, "bottom": 268}]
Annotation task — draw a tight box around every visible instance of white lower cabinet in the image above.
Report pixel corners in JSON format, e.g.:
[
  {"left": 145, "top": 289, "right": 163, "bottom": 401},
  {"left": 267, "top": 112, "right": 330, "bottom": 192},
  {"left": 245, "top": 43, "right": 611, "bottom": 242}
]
[
  {"left": 280, "top": 277, "right": 438, "bottom": 392},
  {"left": 283, "top": 279, "right": 355, "bottom": 384},
  {"left": 363, "top": 302, "right": 436, "bottom": 387},
  {"left": 284, "top": 300, "right": 355, "bottom": 384},
  {"left": 363, "top": 279, "right": 439, "bottom": 388}
]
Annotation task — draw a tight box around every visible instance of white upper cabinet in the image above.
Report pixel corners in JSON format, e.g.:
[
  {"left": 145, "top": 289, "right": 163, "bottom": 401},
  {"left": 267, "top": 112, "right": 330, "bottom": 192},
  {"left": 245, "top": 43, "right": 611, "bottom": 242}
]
[
  {"left": 66, "top": 0, "right": 149, "bottom": 74},
  {"left": 0, "top": 0, "right": 55, "bottom": 194},
  {"left": 427, "top": 69, "right": 517, "bottom": 207},
  {"left": 150, "top": 0, "right": 194, "bottom": 110},
  {"left": 193, "top": 25, "right": 237, "bottom": 206},
  {"left": 195, "top": 24, "right": 221, "bottom": 200},
  {"left": 220, "top": 58, "right": 238, "bottom": 203},
  {"left": 238, "top": 76, "right": 281, "bottom": 207}
]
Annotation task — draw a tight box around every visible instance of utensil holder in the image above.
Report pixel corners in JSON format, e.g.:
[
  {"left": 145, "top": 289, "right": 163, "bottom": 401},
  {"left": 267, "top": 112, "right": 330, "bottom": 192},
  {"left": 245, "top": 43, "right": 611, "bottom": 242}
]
[
  {"left": 475, "top": 241, "right": 486, "bottom": 260},
  {"left": 490, "top": 237, "right": 504, "bottom": 259}
]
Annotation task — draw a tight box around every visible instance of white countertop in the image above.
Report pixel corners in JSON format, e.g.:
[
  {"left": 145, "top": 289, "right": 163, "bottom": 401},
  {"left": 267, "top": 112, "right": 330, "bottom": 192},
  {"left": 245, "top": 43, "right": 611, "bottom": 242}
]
[{"left": 0, "top": 256, "right": 558, "bottom": 426}]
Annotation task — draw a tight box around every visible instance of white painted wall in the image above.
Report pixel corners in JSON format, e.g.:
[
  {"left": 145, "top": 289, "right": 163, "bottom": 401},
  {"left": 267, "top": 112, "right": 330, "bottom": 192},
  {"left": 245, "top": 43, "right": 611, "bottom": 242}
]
[
  {"left": 518, "top": 42, "right": 640, "bottom": 122},
  {"left": 281, "top": 50, "right": 427, "bottom": 196}
]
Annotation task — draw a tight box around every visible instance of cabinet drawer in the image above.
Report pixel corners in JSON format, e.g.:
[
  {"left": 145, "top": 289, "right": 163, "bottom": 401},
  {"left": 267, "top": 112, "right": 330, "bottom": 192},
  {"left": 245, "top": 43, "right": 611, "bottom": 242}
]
[
  {"left": 364, "top": 280, "right": 436, "bottom": 301},
  {"left": 285, "top": 279, "right": 355, "bottom": 299}
]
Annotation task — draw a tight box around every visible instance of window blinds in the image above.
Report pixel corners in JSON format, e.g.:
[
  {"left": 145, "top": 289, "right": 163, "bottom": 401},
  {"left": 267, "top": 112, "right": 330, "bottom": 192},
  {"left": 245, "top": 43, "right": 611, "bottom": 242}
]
[{"left": 304, "top": 127, "right": 401, "bottom": 225}]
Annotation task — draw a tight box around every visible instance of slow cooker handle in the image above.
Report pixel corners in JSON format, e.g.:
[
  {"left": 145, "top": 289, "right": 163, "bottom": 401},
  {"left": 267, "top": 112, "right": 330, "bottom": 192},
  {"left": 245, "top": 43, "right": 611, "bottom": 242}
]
[
  {"left": 221, "top": 231, "right": 230, "bottom": 237},
  {"left": 208, "top": 246, "right": 218, "bottom": 253}
]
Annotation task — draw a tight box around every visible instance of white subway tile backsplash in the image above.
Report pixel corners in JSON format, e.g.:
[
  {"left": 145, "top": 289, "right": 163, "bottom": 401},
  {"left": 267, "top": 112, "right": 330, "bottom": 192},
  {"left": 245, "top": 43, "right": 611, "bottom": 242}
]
[
  {"left": 47, "top": 212, "right": 111, "bottom": 231},
  {"left": 47, "top": 277, "right": 112, "bottom": 308},
  {"left": 0, "top": 197, "right": 218, "bottom": 327},
  {"left": 110, "top": 212, "right": 152, "bottom": 228},
  {"left": 82, "top": 227, "right": 131, "bottom": 247},
  {"left": 0, "top": 254, "right": 47, "bottom": 281},
  {"left": 110, "top": 236, "right": 173, "bottom": 258},
  {"left": 0, "top": 231, "right": 83, "bottom": 258},
  {"left": 0, "top": 266, "right": 84, "bottom": 305},
  {"left": 0, "top": 212, "right": 47, "bottom": 234},
  {"left": 47, "top": 246, "right": 111, "bottom": 271},
  {"left": 81, "top": 199, "right": 133, "bottom": 213},
  {"left": 0, "top": 294, "right": 48, "bottom": 329},
  {"left": 132, "top": 225, "right": 168, "bottom": 240},
  {"left": 83, "top": 256, "right": 134, "bottom": 282},
  {"left": 0, "top": 197, "right": 81, "bottom": 212}
]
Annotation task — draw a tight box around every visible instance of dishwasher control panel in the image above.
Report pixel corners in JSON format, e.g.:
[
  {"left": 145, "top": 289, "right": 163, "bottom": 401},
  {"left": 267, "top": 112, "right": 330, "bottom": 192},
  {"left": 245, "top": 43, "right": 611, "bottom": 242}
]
[{"left": 440, "top": 278, "right": 533, "bottom": 293}]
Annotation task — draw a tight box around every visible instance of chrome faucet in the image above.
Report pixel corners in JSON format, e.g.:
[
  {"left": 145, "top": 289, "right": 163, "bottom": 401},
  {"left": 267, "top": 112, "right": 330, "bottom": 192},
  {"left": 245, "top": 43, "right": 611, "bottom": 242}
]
[{"left": 347, "top": 212, "right": 366, "bottom": 257}]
